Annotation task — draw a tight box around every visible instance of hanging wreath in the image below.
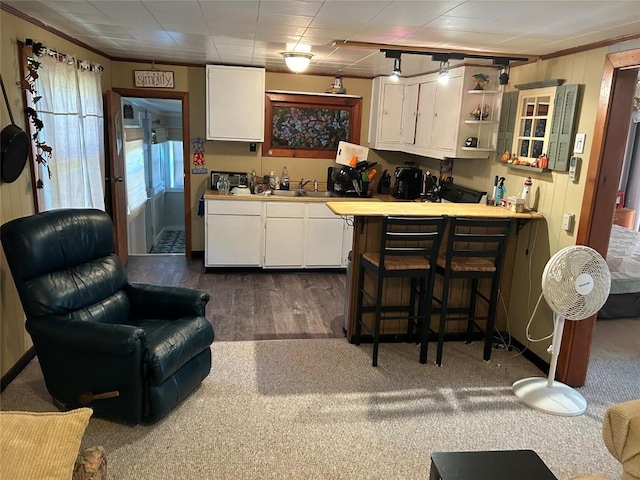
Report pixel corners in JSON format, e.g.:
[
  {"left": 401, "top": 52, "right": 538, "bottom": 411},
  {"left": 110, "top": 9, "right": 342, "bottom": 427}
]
[{"left": 18, "top": 39, "right": 51, "bottom": 189}]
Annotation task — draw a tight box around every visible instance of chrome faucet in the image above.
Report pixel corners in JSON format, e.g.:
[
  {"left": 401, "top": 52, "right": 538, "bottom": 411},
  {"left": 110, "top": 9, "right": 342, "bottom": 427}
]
[{"left": 298, "top": 178, "right": 311, "bottom": 189}]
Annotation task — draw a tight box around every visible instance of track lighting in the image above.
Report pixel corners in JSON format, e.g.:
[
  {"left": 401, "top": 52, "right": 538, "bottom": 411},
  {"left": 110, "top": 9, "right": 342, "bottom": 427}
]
[
  {"left": 390, "top": 56, "right": 402, "bottom": 81},
  {"left": 438, "top": 60, "right": 450, "bottom": 84}
]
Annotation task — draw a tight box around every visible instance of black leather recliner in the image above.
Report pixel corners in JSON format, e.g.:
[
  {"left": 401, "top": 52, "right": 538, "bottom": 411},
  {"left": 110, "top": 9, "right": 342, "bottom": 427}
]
[{"left": 1, "top": 208, "right": 214, "bottom": 424}]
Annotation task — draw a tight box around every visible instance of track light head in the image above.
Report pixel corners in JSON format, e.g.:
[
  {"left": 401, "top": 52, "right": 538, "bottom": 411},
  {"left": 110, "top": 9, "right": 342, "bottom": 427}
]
[
  {"left": 389, "top": 56, "right": 402, "bottom": 81},
  {"left": 438, "top": 60, "right": 449, "bottom": 84}
]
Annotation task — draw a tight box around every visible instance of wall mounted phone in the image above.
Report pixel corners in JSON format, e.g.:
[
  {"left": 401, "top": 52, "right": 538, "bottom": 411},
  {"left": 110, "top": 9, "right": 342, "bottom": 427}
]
[{"left": 569, "top": 156, "right": 581, "bottom": 182}]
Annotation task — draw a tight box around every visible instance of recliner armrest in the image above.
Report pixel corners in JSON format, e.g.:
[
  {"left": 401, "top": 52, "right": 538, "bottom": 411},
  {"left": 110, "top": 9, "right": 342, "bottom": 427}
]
[
  {"left": 27, "top": 316, "right": 145, "bottom": 356},
  {"left": 125, "top": 283, "right": 210, "bottom": 318}
]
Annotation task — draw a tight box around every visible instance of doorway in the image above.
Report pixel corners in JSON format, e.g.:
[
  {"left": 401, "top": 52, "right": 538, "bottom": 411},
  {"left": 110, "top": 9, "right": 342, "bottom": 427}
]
[
  {"left": 113, "top": 88, "right": 192, "bottom": 259},
  {"left": 122, "top": 97, "right": 185, "bottom": 255},
  {"left": 561, "top": 48, "right": 640, "bottom": 387}
]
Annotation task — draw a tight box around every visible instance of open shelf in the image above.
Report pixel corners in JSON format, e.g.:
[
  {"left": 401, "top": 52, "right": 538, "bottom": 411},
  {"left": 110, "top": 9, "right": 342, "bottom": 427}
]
[
  {"left": 504, "top": 163, "right": 551, "bottom": 173},
  {"left": 464, "top": 119, "right": 498, "bottom": 124},
  {"left": 467, "top": 89, "right": 501, "bottom": 94},
  {"left": 461, "top": 147, "right": 495, "bottom": 152}
]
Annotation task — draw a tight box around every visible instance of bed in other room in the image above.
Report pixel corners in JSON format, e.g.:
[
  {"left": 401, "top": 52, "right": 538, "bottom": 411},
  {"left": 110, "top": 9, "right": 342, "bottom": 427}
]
[{"left": 598, "top": 224, "right": 640, "bottom": 319}]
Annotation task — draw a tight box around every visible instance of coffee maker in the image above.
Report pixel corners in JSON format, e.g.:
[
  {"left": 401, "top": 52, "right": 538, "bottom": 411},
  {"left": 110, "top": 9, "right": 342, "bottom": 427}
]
[{"left": 392, "top": 165, "right": 423, "bottom": 200}]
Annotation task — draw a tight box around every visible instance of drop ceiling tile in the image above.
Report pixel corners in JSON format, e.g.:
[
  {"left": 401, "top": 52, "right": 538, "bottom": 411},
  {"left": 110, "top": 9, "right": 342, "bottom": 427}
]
[
  {"left": 46, "top": 1, "right": 104, "bottom": 15},
  {"left": 257, "top": 1, "right": 323, "bottom": 17},
  {"left": 367, "top": 1, "right": 458, "bottom": 27},
  {"left": 314, "top": 1, "right": 391, "bottom": 23}
]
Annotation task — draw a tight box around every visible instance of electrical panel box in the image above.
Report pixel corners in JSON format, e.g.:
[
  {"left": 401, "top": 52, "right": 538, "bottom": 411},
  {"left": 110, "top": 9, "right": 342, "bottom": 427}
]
[{"left": 569, "top": 156, "right": 581, "bottom": 182}]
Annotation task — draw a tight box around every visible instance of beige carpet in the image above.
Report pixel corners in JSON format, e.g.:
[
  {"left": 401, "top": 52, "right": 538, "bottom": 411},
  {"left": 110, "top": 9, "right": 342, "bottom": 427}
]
[{"left": 2, "top": 338, "right": 637, "bottom": 479}]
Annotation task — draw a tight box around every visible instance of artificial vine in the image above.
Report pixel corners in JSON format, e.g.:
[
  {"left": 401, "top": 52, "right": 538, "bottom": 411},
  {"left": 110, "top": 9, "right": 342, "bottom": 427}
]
[{"left": 18, "top": 40, "right": 51, "bottom": 189}]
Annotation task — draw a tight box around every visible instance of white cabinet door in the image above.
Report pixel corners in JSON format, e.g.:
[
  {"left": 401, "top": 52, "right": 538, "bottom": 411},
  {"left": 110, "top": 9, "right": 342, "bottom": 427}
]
[
  {"left": 378, "top": 83, "right": 404, "bottom": 144},
  {"left": 305, "top": 203, "right": 347, "bottom": 268},
  {"left": 432, "top": 74, "right": 463, "bottom": 151},
  {"left": 305, "top": 218, "right": 344, "bottom": 267},
  {"left": 264, "top": 218, "right": 304, "bottom": 267},
  {"left": 205, "top": 200, "right": 263, "bottom": 267},
  {"left": 206, "top": 65, "right": 265, "bottom": 142},
  {"left": 264, "top": 203, "right": 305, "bottom": 268},
  {"left": 415, "top": 80, "right": 436, "bottom": 148},
  {"left": 400, "top": 83, "right": 419, "bottom": 146},
  {"left": 369, "top": 77, "right": 404, "bottom": 151}
]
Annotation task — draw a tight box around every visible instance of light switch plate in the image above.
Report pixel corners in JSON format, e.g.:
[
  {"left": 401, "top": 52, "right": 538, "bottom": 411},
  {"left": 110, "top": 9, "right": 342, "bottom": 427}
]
[
  {"left": 562, "top": 213, "right": 574, "bottom": 231},
  {"left": 573, "top": 133, "right": 586, "bottom": 154}
]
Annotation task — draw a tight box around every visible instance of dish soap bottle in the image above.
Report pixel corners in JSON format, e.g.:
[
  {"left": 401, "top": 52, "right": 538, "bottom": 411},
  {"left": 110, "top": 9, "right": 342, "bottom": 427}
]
[{"left": 280, "top": 166, "right": 290, "bottom": 190}]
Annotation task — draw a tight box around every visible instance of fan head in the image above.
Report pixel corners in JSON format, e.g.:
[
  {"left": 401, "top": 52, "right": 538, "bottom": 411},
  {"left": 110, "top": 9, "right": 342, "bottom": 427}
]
[{"left": 541, "top": 245, "right": 611, "bottom": 320}]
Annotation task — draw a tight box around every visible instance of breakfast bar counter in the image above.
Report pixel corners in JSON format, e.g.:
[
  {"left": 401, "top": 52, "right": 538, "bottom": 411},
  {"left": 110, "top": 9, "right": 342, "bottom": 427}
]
[
  {"left": 325, "top": 201, "right": 543, "bottom": 219},
  {"left": 326, "top": 200, "right": 544, "bottom": 349}
]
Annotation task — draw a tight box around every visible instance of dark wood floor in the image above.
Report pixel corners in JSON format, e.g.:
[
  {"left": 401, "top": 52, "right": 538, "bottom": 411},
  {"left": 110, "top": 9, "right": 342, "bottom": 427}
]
[{"left": 125, "top": 255, "right": 347, "bottom": 341}]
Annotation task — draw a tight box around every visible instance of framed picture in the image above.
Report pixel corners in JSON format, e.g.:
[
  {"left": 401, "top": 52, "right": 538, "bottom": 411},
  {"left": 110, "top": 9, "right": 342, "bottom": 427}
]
[{"left": 264, "top": 92, "right": 362, "bottom": 158}]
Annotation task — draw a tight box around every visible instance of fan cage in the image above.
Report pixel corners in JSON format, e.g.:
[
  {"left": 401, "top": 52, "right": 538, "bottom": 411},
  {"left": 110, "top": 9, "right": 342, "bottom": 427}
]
[{"left": 541, "top": 246, "right": 611, "bottom": 320}]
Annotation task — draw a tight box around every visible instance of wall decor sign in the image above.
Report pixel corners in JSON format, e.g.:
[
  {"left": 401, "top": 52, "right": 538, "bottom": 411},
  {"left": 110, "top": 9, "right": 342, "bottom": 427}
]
[{"left": 133, "top": 70, "right": 174, "bottom": 88}]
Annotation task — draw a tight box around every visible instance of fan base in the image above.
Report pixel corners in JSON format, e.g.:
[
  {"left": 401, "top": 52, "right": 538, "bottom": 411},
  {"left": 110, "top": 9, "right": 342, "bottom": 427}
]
[{"left": 512, "top": 377, "right": 586, "bottom": 416}]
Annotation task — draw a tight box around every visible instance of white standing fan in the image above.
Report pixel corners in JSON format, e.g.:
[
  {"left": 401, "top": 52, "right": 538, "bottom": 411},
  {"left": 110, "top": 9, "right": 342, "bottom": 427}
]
[{"left": 512, "top": 245, "right": 611, "bottom": 416}]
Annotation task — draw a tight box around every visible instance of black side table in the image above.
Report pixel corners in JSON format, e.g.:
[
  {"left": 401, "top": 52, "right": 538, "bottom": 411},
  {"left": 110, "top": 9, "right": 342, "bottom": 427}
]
[{"left": 429, "top": 450, "right": 558, "bottom": 480}]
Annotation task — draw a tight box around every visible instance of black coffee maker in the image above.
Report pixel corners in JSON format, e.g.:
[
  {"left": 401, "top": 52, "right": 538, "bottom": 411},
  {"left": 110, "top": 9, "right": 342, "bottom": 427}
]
[{"left": 392, "top": 164, "right": 423, "bottom": 200}]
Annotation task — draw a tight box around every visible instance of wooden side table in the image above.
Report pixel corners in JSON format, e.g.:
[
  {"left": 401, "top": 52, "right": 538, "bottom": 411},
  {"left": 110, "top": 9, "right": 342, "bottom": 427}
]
[
  {"left": 429, "top": 450, "right": 558, "bottom": 480},
  {"left": 613, "top": 208, "right": 636, "bottom": 229}
]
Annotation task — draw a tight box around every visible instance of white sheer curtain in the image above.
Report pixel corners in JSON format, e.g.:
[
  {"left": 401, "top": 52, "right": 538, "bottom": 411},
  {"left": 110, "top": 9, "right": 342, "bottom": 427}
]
[{"left": 35, "top": 55, "right": 105, "bottom": 211}]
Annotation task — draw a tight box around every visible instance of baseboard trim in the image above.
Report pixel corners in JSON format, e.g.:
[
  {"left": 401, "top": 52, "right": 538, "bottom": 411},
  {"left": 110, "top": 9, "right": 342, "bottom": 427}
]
[
  {"left": 1, "top": 347, "right": 36, "bottom": 392},
  {"left": 509, "top": 337, "right": 549, "bottom": 374}
]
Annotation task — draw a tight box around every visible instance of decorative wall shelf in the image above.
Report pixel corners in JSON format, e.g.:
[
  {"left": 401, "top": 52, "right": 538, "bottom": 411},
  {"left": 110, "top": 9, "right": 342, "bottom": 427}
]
[
  {"left": 464, "top": 120, "right": 499, "bottom": 124},
  {"left": 467, "top": 89, "right": 501, "bottom": 94},
  {"left": 462, "top": 147, "right": 495, "bottom": 152},
  {"left": 504, "top": 163, "right": 551, "bottom": 173}
]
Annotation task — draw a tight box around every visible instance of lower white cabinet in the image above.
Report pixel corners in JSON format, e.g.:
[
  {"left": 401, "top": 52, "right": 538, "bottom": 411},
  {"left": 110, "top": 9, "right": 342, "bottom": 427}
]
[
  {"left": 205, "top": 200, "right": 263, "bottom": 267},
  {"left": 305, "top": 203, "right": 346, "bottom": 267},
  {"left": 264, "top": 203, "right": 305, "bottom": 268},
  {"left": 205, "top": 199, "right": 352, "bottom": 269}
]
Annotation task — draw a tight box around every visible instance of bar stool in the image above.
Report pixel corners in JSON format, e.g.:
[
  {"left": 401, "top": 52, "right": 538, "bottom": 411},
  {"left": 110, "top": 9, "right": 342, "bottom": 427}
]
[
  {"left": 354, "top": 215, "right": 445, "bottom": 366},
  {"left": 433, "top": 217, "right": 513, "bottom": 366}
]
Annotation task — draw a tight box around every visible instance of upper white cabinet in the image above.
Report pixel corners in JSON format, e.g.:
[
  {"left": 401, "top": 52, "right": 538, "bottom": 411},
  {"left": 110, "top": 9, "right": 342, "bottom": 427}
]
[
  {"left": 371, "top": 66, "right": 502, "bottom": 159},
  {"left": 368, "top": 77, "right": 404, "bottom": 151},
  {"left": 206, "top": 65, "right": 265, "bottom": 142}
]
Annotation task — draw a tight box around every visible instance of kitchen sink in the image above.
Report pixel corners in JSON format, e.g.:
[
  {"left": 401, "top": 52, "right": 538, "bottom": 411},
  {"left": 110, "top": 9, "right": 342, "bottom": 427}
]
[
  {"left": 268, "top": 189, "right": 338, "bottom": 198},
  {"left": 269, "top": 190, "right": 305, "bottom": 197},
  {"left": 303, "top": 191, "right": 339, "bottom": 198}
]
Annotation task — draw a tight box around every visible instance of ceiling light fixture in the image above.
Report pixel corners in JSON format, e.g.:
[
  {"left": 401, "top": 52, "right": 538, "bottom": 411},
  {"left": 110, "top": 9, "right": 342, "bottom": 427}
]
[{"left": 281, "top": 42, "right": 313, "bottom": 73}]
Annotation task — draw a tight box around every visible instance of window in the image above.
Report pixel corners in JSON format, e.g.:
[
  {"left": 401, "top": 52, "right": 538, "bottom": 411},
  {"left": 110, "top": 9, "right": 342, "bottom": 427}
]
[
  {"left": 513, "top": 87, "right": 556, "bottom": 164},
  {"left": 165, "top": 140, "right": 184, "bottom": 190},
  {"left": 264, "top": 92, "right": 362, "bottom": 158},
  {"left": 124, "top": 139, "right": 146, "bottom": 215}
]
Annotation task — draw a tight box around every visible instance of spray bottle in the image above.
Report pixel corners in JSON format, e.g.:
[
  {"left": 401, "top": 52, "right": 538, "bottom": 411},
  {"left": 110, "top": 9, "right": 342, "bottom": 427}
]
[{"left": 495, "top": 177, "right": 506, "bottom": 206}]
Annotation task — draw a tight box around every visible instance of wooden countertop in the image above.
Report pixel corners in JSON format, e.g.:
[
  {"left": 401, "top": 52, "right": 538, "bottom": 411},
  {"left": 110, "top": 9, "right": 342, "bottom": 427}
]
[
  {"left": 326, "top": 201, "right": 544, "bottom": 219},
  {"left": 204, "top": 190, "right": 381, "bottom": 203}
]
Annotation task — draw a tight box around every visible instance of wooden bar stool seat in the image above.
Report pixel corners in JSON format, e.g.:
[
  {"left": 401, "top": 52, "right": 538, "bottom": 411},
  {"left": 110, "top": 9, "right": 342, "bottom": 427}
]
[
  {"left": 354, "top": 215, "right": 445, "bottom": 366},
  {"left": 433, "top": 217, "right": 513, "bottom": 366}
]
